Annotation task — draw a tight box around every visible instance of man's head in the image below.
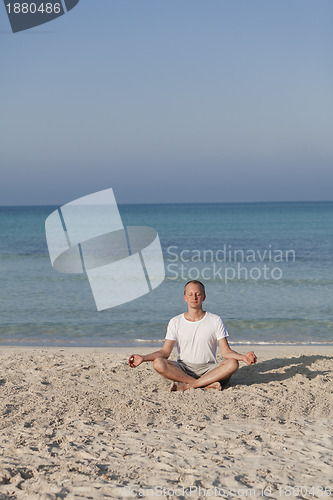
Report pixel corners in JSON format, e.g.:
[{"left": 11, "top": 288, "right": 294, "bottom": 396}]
[
  {"left": 184, "top": 280, "right": 205, "bottom": 296},
  {"left": 184, "top": 280, "right": 206, "bottom": 309}
]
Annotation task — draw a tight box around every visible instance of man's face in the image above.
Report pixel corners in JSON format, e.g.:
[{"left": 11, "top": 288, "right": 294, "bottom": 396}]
[{"left": 184, "top": 283, "right": 206, "bottom": 308}]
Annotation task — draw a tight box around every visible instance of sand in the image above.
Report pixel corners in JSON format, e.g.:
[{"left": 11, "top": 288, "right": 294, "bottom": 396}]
[{"left": 0, "top": 345, "right": 332, "bottom": 499}]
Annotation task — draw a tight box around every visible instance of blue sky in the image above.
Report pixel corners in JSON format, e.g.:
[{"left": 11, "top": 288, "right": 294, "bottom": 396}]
[{"left": 1, "top": 0, "right": 332, "bottom": 204}]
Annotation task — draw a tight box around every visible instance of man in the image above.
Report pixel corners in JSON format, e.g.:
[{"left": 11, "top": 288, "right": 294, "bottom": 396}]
[{"left": 128, "top": 280, "right": 257, "bottom": 391}]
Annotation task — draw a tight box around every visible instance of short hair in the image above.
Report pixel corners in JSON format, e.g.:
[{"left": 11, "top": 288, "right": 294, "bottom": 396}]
[{"left": 184, "top": 280, "right": 206, "bottom": 295}]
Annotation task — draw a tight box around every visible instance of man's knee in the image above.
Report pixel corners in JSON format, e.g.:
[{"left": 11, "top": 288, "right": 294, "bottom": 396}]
[
  {"left": 153, "top": 357, "right": 167, "bottom": 373},
  {"left": 227, "top": 358, "right": 239, "bottom": 373}
]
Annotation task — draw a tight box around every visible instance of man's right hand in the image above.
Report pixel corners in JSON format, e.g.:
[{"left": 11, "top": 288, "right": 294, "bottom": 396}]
[{"left": 128, "top": 354, "right": 144, "bottom": 368}]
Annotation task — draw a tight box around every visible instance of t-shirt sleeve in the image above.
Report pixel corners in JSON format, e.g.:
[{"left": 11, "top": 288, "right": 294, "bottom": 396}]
[
  {"left": 165, "top": 318, "right": 177, "bottom": 340},
  {"left": 216, "top": 316, "right": 229, "bottom": 340}
]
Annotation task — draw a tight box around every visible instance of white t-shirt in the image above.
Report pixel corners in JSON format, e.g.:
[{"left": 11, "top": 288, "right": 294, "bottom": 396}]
[{"left": 165, "top": 311, "right": 229, "bottom": 363}]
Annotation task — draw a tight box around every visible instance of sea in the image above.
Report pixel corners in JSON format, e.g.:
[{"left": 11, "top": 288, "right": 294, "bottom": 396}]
[{"left": 0, "top": 202, "right": 332, "bottom": 347}]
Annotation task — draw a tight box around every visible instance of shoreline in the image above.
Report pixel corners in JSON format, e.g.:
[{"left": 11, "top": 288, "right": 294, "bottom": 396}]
[
  {"left": 1, "top": 345, "right": 332, "bottom": 498},
  {"left": 1, "top": 344, "right": 333, "bottom": 353},
  {"left": 1, "top": 341, "right": 332, "bottom": 350}
]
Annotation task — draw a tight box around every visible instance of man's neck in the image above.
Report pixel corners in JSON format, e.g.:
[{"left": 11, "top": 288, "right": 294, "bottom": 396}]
[{"left": 184, "top": 308, "right": 206, "bottom": 322}]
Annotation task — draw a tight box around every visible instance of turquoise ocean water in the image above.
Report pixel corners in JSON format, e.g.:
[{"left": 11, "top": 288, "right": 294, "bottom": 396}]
[{"left": 0, "top": 202, "right": 332, "bottom": 347}]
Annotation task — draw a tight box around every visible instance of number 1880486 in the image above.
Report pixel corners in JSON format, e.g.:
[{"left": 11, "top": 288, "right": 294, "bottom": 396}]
[{"left": 6, "top": 3, "right": 62, "bottom": 14}]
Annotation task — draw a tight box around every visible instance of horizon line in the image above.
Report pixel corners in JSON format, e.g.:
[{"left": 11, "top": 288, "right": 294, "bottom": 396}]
[{"left": 0, "top": 199, "right": 332, "bottom": 208}]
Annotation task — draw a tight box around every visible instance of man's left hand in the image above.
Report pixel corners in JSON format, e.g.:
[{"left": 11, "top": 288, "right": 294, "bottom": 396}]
[{"left": 243, "top": 351, "right": 257, "bottom": 365}]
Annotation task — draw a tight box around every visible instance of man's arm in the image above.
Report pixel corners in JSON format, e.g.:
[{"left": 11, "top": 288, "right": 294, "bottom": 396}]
[
  {"left": 218, "top": 338, "right": 257, "bottom": 365},
  {"left": 128, "top": 339, "right": 175, "bottom": 368}
]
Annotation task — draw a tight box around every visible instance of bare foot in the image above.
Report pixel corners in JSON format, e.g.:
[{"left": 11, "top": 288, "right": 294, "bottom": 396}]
[
  {"left": 169, "top": 381, "right": 190, "bottom": 391},
  {"left": 169, "top": 381, "right": 221, "bottom": 391},
  {"left": 201, "top": 381, "right": 222, "bottom": 390}
]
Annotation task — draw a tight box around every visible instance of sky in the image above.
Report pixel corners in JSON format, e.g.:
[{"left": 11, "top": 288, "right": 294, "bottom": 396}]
[{"left": 1, "top": 0, "right": 332, "bottom": 205}]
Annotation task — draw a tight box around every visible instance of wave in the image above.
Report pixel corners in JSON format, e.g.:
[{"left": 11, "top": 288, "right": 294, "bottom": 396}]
[
  {"left": 1, "top": 338, "right": 331, "bottom": 348},
  {"left": 129, "top": 339, "right": 333, "bottom": 346}
]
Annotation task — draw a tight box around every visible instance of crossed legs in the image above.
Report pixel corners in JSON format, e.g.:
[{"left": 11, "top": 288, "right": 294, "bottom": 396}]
[{"left": 153, "top": 358, "right": 239, "bottom": 391}]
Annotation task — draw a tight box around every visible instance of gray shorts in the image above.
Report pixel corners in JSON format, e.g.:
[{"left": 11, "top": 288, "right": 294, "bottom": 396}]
[{"left": 173, "top": 360, "right": 218, "bottom": 379}]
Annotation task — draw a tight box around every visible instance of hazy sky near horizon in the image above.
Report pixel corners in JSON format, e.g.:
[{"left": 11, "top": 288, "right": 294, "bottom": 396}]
[{"left": 1, "top": 0, "right": 332, "bottom": 205}]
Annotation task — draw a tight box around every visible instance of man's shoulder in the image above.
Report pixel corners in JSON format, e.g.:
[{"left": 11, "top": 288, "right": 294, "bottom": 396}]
[
  {"left": 205, "top": 312, "right": 229, "bottom": 338},
  {"left": 169, "top": 313, "right": 184, "bottom": 325},
  {"left": 205, "top": 312, "right": 223, "bottom": 323},
  {"left": 165, "top": 313, "right": 184, "bottom": 339}
]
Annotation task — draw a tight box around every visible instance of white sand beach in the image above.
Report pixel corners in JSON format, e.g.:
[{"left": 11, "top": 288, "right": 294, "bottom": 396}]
[{"left": 0, "top": 346, "right": 332, "bottom": 499}]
